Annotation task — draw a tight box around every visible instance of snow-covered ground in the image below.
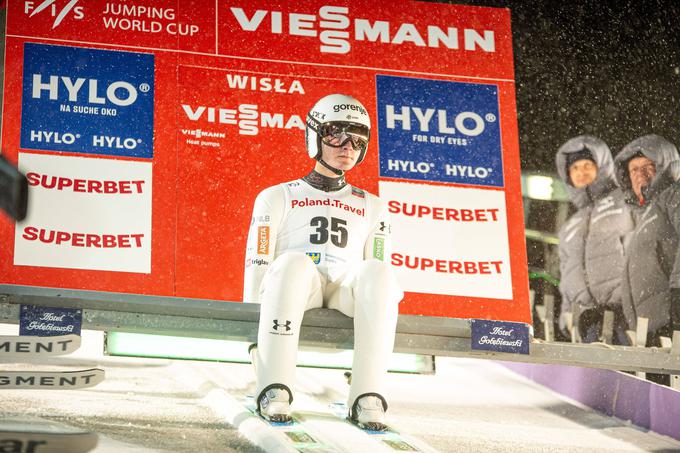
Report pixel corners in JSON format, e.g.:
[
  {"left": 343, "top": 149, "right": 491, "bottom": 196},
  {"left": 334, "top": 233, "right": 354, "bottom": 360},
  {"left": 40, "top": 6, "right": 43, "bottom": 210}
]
[{"left": 1, "top": 328, "right": 679, "bottom": 452}]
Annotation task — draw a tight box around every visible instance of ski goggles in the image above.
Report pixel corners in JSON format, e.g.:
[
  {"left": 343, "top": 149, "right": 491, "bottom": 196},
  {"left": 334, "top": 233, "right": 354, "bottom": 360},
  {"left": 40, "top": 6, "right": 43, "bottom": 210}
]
[{"left": 318, "top": 122, "right": 370, "bottom": 152}]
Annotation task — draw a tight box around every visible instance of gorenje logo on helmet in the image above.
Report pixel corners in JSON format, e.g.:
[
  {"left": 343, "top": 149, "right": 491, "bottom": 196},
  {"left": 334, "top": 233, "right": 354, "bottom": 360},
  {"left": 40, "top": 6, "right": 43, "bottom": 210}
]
[{"left": 332, "top": 103, "right": 367, "bottom": 116}]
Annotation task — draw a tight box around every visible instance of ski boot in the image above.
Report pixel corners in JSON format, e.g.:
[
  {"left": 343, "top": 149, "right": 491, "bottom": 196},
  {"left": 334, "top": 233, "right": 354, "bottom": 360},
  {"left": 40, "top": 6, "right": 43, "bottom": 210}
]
[
  {"left": 250, "top": 344, "right": 294, "bottom": 423},
  {"left": 349, "top": 393, "right": 388, "bottom": 431},
  {"left": 257, "top": 383, "right": 293, "bottom": 424}
]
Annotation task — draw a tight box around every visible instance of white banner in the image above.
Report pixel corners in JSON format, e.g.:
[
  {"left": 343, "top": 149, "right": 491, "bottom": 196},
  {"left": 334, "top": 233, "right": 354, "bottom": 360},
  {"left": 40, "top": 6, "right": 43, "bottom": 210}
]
[
  {"left": 0, "top": 369, "right": 105, "bottom": 389},
  {"left": 380, "top": 181, "right": 512, "bottom": 299},
  {"left": 14, "top": 153, "right": 152, "bottom": 273},
  {"left": 0, "top": 334, "right": 81, "bottom": 357}
]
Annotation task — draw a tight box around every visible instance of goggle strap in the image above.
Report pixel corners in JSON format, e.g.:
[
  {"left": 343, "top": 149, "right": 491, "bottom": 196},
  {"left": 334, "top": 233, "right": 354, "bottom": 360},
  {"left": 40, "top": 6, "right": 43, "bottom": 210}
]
[{"left": 318, "top": 157, "right": 345, "bottom": 176}]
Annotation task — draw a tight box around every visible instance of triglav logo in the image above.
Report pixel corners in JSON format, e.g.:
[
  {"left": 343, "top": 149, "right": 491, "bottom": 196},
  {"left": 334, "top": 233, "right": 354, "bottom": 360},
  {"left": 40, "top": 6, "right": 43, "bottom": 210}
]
[{"left": 25, "top": 0, "right": 85, "bottom": 29}]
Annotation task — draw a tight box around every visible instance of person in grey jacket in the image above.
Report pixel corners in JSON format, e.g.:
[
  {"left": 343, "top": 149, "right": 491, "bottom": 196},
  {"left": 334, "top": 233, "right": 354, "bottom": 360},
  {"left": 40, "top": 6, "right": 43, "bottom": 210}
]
[
  {"left": 556, "top": 135, "right": 634, "bottom": 344},
  {"left": 617, "top": 135, "right": 680, "bottom": 348}
]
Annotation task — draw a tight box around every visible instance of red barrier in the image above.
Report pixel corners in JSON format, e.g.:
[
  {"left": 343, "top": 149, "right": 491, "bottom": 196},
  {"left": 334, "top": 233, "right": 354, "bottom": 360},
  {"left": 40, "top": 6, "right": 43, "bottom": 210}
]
[{"left": 1, "top": 0, "right": 529, "bottom": 323}]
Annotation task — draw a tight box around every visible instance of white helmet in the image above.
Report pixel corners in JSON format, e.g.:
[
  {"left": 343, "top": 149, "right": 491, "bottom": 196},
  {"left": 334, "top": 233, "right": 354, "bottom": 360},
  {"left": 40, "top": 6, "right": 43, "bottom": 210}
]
[{"left": 305, "top": 94, "right": 371, "bottom": 168}]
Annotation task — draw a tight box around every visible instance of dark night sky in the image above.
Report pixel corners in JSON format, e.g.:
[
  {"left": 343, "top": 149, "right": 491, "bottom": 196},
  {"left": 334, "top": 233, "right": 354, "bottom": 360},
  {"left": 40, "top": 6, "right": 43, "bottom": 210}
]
[{"left": 434, "top": 0, "right": 680, "bottom": 173}]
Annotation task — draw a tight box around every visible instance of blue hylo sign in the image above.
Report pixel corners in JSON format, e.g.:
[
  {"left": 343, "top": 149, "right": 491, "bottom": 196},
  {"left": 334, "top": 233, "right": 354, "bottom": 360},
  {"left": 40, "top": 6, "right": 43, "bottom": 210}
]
[
  {"left": 470, "top": 319, "right": 530, "bottom": 355},
  {"left": 21, "top": 42, "right": 155, "bottom": 158},
  {"left": 20, "top": 305, "right": 82, "bottom": 337},
  {"left": 376, "top": 75, "right": 503, "bottom": 187}
]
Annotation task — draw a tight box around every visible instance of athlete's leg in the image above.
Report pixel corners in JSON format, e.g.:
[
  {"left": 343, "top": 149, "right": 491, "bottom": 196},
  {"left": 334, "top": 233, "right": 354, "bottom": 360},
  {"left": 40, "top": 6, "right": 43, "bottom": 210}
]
[
  {"left": 255, "top": 252, "right": 323, "bottom": 404},
  {"left": 327, "top": 259, "right": 402, "bottom": 405}
]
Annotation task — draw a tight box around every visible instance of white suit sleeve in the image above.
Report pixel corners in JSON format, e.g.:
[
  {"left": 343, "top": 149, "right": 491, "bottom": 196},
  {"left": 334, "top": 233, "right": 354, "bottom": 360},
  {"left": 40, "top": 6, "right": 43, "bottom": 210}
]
[
  {"left": 243, "top": 185, "right": 285, "bottom": 303},
  {"left": 363, "top": 198, "right": 392, "bottom": 262}
]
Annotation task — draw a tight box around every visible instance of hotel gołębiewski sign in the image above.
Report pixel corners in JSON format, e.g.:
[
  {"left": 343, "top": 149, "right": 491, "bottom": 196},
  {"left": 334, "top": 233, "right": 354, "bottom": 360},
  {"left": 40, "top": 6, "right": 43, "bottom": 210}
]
[{"left": 0, "top": 0, "right": 530, "bottom": 323}]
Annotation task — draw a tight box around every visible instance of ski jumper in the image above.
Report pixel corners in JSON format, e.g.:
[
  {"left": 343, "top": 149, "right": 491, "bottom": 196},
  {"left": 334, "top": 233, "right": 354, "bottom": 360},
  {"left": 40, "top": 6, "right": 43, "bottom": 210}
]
[{"left": 243, "top": 174, "right": 403, "bottom": 405}]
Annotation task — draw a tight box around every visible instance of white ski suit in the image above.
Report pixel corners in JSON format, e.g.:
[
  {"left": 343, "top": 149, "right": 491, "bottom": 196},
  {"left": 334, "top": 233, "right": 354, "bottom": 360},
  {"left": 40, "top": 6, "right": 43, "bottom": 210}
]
[{"left": 243, "top": 178, "right": 403, "bottom": 406}]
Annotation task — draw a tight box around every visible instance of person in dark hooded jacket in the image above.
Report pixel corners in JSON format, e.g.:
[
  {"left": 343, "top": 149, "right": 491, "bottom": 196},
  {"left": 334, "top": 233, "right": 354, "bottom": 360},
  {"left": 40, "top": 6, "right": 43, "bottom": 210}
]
[
  {"left": 617, "top": 135, "right": 680, "bottom": 348},
  {"left": 556, "top": 135, "right": 634, "bottom": 344},
  {"left": 634, "top": 177, "right": 680, "bottom": 346}
]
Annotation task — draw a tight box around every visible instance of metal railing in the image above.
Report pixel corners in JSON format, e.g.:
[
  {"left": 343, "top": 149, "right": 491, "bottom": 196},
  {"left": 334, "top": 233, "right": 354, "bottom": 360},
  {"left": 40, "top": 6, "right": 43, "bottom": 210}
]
[{"left": 1, "top": 285, "right": 679, "bottom": 377}]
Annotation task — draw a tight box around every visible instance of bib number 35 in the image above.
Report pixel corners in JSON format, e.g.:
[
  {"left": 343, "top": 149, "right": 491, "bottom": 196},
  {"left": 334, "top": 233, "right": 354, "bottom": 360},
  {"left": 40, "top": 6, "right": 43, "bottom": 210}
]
[{"left": 310, "top": 216, "right": 348, "bottom": 248}]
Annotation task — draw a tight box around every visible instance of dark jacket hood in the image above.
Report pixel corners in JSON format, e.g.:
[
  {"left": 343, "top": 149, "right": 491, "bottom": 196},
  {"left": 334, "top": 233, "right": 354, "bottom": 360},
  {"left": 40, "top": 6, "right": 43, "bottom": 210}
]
[
  {"left": 556, "top": 135, "right": 616, "bottom": 209},
  {"left": 614, "top": 134, "right": 680, "bottom": 205}
]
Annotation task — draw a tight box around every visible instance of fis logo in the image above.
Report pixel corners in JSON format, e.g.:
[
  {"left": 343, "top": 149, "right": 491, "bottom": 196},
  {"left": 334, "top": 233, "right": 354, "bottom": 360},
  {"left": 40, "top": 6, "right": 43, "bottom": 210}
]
[
  {"left": 24, "top": 0, "right": 85, "bottom": 29},
  {"left": 306, "top": 252, "right": 321, "bottom": 264},
  {"left": 272, "top": 319, "right": 292, "bottom": 332}
]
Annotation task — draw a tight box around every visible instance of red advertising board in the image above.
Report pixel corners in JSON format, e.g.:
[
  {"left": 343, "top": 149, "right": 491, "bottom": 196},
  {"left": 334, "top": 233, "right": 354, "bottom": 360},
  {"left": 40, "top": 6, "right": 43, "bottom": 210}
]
[{"left": 0, "top": 0, "right": 530, "bottom": 323}]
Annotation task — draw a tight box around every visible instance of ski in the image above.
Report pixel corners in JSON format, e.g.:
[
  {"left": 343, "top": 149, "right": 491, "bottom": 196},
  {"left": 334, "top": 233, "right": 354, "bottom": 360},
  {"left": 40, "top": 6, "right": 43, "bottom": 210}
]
[
  {"left": 328, "top": 401, "right": 436, "bottom": 452},
  {"left": 236, "top": 391, "right": 440, "bottom": 453},
  {"left": 243, "top": 395, "right": 337, "bottom": 452}
]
